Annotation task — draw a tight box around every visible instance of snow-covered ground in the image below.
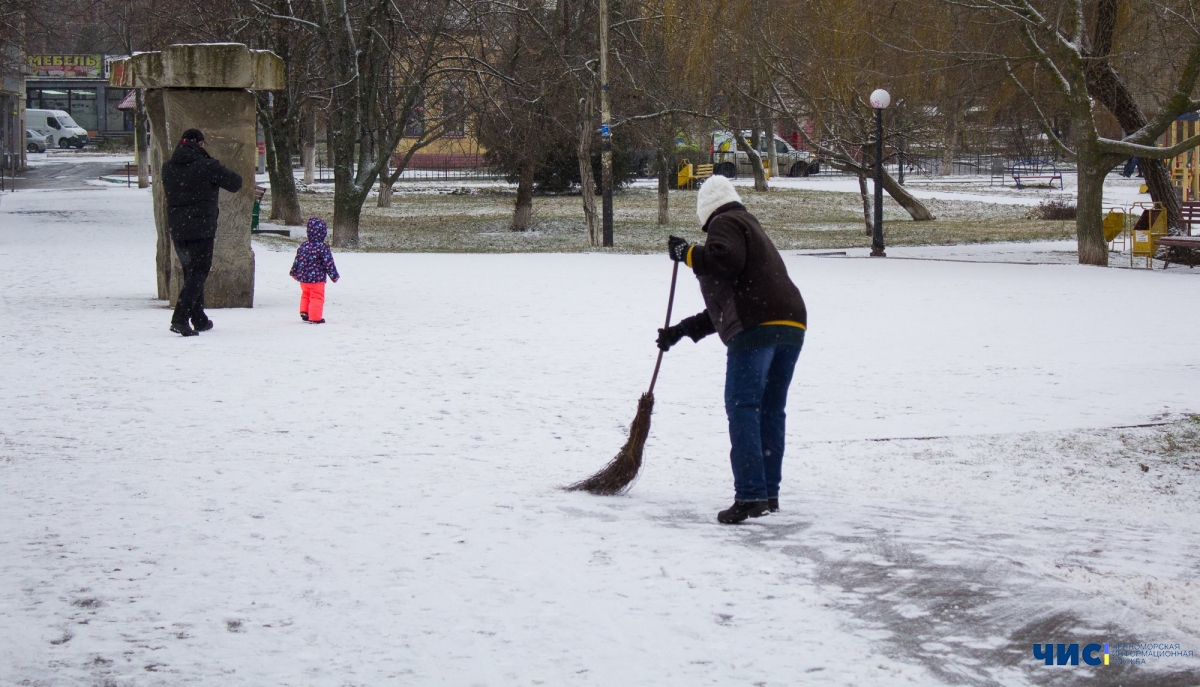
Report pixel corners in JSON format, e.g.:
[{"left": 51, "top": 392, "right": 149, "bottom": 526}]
[{"left": 2, "top": 185, "right": 1200, "bottom": 686}]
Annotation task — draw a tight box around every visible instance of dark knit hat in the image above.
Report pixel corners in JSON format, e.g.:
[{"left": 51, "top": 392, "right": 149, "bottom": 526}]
[{"left": 180, "top": 128, "right": 205, "bottom": 144}]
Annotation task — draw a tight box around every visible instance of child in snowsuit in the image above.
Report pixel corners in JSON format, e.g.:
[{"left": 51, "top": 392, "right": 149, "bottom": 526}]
[{"left": 290, "top": 217, "right": 340, "bottom": 324}]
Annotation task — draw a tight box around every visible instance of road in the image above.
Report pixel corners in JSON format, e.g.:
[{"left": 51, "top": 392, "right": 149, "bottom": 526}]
[{"left": 1, "top": 153, "right": 132, "bottom": 191}]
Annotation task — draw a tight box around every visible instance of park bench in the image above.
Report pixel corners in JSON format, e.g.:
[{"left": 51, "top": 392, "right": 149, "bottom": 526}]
[
  {"left": 250, "top": 186, "right": 291, "bottom": 237},
  {"left": 1159, "top": 236, "right": 1200, "bottom": 268},
  {"left": 1180, "top": 201, "right": 1200, "bottom": 234},
  {"left": 1012, "top": 159, "right": 1064, "bottom": 190}
]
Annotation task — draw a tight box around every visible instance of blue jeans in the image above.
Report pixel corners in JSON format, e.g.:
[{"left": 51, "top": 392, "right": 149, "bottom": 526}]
[{"left": 724, "top": 340, "right": 803, "bottom": 502}]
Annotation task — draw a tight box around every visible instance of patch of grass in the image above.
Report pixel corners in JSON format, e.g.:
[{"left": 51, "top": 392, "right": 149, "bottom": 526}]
[
  {"left": 262, "top": 186, "right": 1074, "bottom": 254},
  {"left": 1151, "top": 415, "right": 1200, "bottom": 459}
]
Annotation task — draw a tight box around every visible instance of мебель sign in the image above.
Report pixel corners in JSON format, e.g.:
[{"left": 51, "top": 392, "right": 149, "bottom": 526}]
[{"left": 26, "top": 55, "right": 103, "bottom": 79}]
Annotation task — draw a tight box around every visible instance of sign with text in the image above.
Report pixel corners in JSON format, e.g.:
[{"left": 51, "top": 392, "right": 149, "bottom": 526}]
[{"left": 26, "top": 55, "right": 103, "bottom": 79}]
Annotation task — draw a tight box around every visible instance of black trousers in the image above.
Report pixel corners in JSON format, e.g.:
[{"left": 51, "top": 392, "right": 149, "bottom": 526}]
[{"left": 172, "top": 237, "right": 214, "bottom": 326}]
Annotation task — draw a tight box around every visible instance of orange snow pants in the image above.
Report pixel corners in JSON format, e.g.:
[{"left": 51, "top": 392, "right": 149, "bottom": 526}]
[{"left": 300, "top": 281, "right": 326, "bottom": 321}]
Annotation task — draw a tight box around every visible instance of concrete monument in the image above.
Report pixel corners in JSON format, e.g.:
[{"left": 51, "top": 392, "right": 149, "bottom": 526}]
[{"left": 109, "top": 44, "right": 284, "bottom": 308}]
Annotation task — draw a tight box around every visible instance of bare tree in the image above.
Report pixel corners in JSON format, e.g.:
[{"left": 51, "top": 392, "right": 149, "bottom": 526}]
[
  {"left": 761, "top": 0, "right": 936, "bottom": 223},
  {"left": 303, "top": 0, "right": 479, "bottom": 247},
  {"left": 929, "top": 0, "right": 1200, "bottom": 265}
]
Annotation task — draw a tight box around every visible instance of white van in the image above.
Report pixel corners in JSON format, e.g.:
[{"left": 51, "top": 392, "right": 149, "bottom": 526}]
[
  {"left": 711, "top": 130, "right": 819, "bottom": 178},
  {"left": 27, "top": 109, "right": 89, "bottom": 149}
]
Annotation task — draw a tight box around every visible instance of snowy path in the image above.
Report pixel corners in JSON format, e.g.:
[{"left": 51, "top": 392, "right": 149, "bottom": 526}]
[{"left": 2, "top": 186, "right": 1199, "bottom": 685}]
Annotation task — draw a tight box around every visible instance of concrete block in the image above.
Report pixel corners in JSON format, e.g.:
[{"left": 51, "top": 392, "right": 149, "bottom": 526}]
[
  {"left": 153, "top": 90, "right": 257, "bottom": 308},
  {"left": 109, "top": 44, "right": 284, "bottom": 91}
]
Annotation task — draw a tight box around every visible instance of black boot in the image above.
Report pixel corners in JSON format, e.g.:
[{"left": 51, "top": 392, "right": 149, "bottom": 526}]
[
  {"left": 717, "top": 500, "right": 769, "bottom": 524},
  {"left": 192, "top": 316, "right": 213, "bottom": 332},
  {"left": 300, "top": 312, "right": 309, "bottom": 321},
  {"left": 768, "top": 498, "right": 779, "bottom": 512},
  {"left": 170, "top": 321, "right": 198, "bottom": 337},
  {"left": 309, "top": 318, "right": 326, "bottom": 324}
]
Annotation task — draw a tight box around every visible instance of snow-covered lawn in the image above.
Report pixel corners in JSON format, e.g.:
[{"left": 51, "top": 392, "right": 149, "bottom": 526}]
[{"left": 2, "top": 186, "right": 1199, "bottom": 686}]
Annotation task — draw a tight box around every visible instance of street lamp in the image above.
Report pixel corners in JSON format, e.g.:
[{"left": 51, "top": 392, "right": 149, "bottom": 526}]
[{"left": 869, "top": 88, "right": 890, "bottom": 257}]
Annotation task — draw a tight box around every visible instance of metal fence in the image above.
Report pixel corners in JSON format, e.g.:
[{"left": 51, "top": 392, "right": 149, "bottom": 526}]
[
  {"left": 814, "top": 152, "right": 1076, "bottom": 184},
  {"left": 307, "top": 158, "right": 500, "bottom": 184}
]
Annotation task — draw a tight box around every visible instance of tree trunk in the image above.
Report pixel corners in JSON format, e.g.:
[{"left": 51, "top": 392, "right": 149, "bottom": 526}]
[
  {"left": 329, "top": 108, "right": 364, "bottom": 246},
  {"left": 941, "top": 110, "right": 957, "bottom": 176},
  {"left": 766, "top": 116, "right": 778, "bottom": 185},
  {"left": 332, "top": 182, "right": 365, "bottom": 247},
  {"left": 326, "top": 117, "right": 336, "bottom": 178},
  {"left": 737, "top": 129, "right": 768, "bottom": 192},
  {"left": 1075, "top": 150, "right": 1111, "bottom": 266},
  {"left": 1142, "top": 161, "right": 1181, "bottom": 232},
  {"left": 838, "top": 156, "right": 935, "bottom": 221},
  {"left": 377, "top": 177, "right": 394, "bottom": 207},
  {"left": 749, "top": 127, "right": 768, "bottom": 191},
  {"left": 259, "top": 97, "right": 304, "bottom": 226},
  {"left": 657, "top": 146, "right": 670, "bottom": 225},
  {"left": 878, "top": 167, "right": 936, "bottom": 221},
  {"left": 858, "top": 172, "right": 873, "bottom": 236},
  {"left": 377, "top": 156, "right": 393, "bottom": 207},
  {"left": 302, "top": 111, "right": 316, "bottom": 186},
  {"left": 512, "top": 161, "right": 534, "bottom": 231},
  {"left": 263, "top": 119, "right": 282, "bottom": 221},
  {"left": 134, "top": 89, "right": 149, "bottom": 189},
  {"left": 1087, "top": 0, "right": 1184, "bottom": 233},
  {"left": 577, "top": 106, "right": 598, "bottom": 246},
  {"left": 1086, "top": 68, "right": 1183, "bottom": 232}
]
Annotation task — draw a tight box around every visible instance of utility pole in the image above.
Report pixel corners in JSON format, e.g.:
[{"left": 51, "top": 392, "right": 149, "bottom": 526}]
[{"left": 599, "top": 0, "right": 614, "bottom": 247}]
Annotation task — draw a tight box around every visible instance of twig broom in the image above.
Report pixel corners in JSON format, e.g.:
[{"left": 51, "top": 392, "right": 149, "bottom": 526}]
[{"left": 566, "top": 261, "right": 680, "bottom": 495}]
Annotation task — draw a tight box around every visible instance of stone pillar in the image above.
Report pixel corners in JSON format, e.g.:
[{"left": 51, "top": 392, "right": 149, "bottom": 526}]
[{"left": 109, "top": 44, "right": 284, "bottom": 308}]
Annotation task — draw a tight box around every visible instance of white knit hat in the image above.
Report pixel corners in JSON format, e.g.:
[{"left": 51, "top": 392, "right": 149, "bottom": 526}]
[{"left": 696, "top": 175, "right": 742, "bottom": 228}]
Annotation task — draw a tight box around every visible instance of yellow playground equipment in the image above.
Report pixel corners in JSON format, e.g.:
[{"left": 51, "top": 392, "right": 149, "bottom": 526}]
[
  {"left": 1164, "top": 113, "right": 1200, "bottom": 201},
  {"left": 1131, "top": 202, "right": 1168, "bottom": 268},
  {"left": 676, "top": 159, "right": 713, "bottom": 190},
  {"left": 1104, "top": 202, "right": 1167, "bottom": 268},
  {"left": 1103, "top": 207, "right": 1127, "bottom": 250}
]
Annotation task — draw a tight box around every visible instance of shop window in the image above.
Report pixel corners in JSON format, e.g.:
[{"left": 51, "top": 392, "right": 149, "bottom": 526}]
[
  {"left": 69, "top": 89, "right": 97, "bottom": 131},
  {"left": 38, "top": 88, "right": 71, "bottom": 113}
]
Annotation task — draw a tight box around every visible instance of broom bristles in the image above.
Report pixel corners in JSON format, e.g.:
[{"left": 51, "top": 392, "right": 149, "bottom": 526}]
[{"left": 565, "top": 392, "right": 655, "bottom": 495}]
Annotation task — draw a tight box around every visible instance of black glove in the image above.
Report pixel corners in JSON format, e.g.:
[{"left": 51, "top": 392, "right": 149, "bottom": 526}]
[
  {"left": 657, "top": 324, "right": 686, "bottom": 351},
  {"left": 667, "top": 235, "right": 690, "bottom": 263}
]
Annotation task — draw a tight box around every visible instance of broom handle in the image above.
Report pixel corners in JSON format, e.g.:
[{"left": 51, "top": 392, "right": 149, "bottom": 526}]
[{"left": 647, "top": 260, "right": 680, "bottom": 395}]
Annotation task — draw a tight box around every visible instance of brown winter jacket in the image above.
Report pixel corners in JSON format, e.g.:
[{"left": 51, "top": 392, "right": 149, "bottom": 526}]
[{"left": 677, "top": 202, "right": 807, "bottom": 345}]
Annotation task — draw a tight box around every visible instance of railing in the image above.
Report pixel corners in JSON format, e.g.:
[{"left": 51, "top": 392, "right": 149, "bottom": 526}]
[{"left": 309, "top": 159, "right": 500, "bottom": 184}]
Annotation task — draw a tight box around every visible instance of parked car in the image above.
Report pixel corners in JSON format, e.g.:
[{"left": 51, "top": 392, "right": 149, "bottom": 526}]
[
  {"left": 27, "top": 109, "right": 89, "bottom": 149},
  {"left": 26, "top": 129, "right": 52, "bottom": 153},
  {"left": 711, "top": 131, "right": 820, "bottom": 178}
]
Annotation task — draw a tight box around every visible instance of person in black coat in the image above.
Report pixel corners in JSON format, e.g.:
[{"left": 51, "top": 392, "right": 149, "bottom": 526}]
[
  {"left": 658, "top": 175, "right": 807, "bottom": 525},
  {"left": 161, "top": 128, "right": 243, "bottom": 336}
]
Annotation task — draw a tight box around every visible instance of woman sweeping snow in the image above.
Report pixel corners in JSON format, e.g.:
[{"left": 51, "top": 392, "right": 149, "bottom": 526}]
[{"left": 657, "top": 175, "right": 808, "bottom": 524}]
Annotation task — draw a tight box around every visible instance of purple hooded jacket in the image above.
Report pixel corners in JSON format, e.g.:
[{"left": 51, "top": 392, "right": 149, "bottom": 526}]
[{"left": 291, "top": 218, "right": 340, "bottom": 284}]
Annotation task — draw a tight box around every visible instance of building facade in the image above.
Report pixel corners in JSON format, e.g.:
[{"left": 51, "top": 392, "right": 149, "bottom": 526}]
[
  {"left": 24, "top": 54, "right": 134, "bottom": 142},
  {"left": 1, "top": 45, "right": 27, "bottom": 170}
]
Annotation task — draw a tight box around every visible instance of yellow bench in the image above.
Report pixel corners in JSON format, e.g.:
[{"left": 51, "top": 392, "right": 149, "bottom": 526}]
[{"left": 677, "top": 160, "right": 714, "bottom": 189}]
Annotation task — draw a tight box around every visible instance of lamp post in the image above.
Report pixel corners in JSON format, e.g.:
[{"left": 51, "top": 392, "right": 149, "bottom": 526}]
[
  {"left": 869, "top": 88, "right": 890, "bottom": 257},
  {"left": 598, "top": 0, "right": 614, "bottom": 247}
]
